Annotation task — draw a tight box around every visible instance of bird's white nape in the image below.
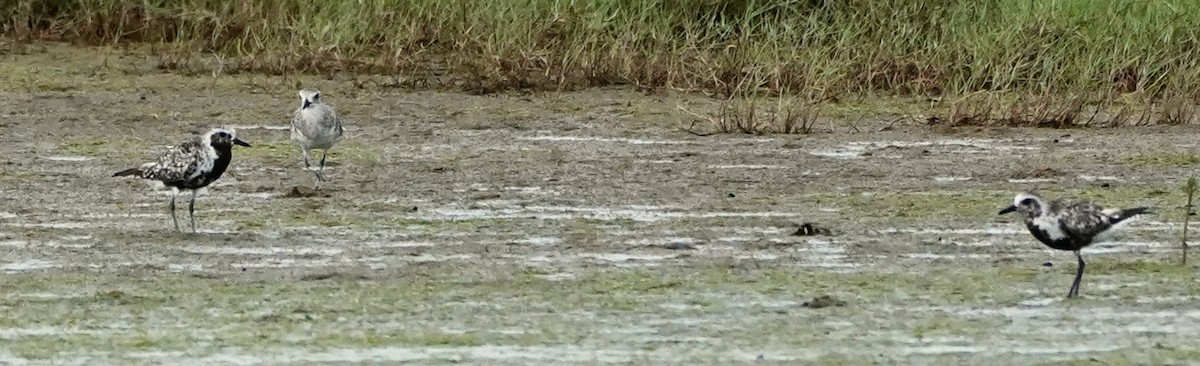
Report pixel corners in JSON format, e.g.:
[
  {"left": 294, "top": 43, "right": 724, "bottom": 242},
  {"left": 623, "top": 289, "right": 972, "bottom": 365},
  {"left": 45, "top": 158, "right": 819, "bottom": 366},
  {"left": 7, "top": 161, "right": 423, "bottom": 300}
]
[{"left": 1012, "top": 192, "right": 1043, "bottom": 207}]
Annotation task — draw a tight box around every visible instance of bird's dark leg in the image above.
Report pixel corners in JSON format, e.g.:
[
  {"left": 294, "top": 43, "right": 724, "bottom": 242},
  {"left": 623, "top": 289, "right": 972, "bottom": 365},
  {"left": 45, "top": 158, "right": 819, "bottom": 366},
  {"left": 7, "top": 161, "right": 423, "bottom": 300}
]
[
  {"left": 1068, "top": 251, "right": 1085, "bottom": 298},
  {"left": 319, "top": 151, "right": 328, "bottom": 176},
  {"left": 188, "top": 190, "right": 198, "bottom": 233},
  {"left": 169, "top": 191, "right": 179, "bottom": 232},
  {"left": 316, "top": 150, "right": 329, "bottom": 188},
  {"left": 303, "top": 149, "right": 324, "bottom": 186}
]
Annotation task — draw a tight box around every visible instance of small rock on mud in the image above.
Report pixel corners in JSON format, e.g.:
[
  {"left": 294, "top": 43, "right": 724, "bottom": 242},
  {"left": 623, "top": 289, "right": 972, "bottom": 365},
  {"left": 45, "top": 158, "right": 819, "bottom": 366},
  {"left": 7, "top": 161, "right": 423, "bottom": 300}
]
[
  {"left": 792, "top": 222, "right": 832, "bottom": 236},
  {"left": 802, "top": 295, "right": 847, "bottom": 309},
  {"left": 284, "top": 186, "right": 330, "bottom": 198}
]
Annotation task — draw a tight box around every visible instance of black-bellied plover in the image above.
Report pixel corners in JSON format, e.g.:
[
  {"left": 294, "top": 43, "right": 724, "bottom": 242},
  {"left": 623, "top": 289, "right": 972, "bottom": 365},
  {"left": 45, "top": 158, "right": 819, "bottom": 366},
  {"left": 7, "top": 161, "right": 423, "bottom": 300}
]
[
  {"left": 998, "top": 192, "right": 1151, "bottom": 298},
  {"left": 113, "top": 128, "right": 251, "bottom": 233},
  {"left": 291, "top": 89, "right": 344, "bottom": 189}
]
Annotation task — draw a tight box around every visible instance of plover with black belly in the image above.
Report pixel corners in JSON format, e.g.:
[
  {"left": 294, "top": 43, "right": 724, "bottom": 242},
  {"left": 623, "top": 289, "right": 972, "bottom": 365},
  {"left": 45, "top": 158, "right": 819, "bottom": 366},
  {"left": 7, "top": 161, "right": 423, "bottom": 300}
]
[
  {"left": 999, "top": 192, "right": 1151, "bottom": 298},
  {"left": 291, "top": 89, "right": 344, "bottom": 189},
  {"left": 113, "top": 128, "right": 251, "bottom": 233}
]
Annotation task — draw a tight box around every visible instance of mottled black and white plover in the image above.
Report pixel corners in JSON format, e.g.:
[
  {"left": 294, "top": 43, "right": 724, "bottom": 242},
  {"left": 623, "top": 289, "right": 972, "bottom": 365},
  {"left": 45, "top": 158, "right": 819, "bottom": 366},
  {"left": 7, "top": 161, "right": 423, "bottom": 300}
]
[
  {"left": 291, "top": 89, "right": 344, "bottom": 189},
  {"left": 113, "top": 128, "right": 251, "bottom": 233},
  {"left": 999, "top": 192, "right": 1151, "bottom": 298}
]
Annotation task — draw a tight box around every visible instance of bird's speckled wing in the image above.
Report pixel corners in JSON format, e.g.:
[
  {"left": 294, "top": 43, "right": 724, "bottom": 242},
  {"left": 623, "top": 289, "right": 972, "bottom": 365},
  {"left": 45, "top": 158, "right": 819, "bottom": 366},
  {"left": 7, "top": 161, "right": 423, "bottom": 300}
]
[
  {"left": 1055, "top": 200, "right": 1114, "bottom": 239},
  {"left": 139, "top": 137, "right": 203, "bottom": 183}
]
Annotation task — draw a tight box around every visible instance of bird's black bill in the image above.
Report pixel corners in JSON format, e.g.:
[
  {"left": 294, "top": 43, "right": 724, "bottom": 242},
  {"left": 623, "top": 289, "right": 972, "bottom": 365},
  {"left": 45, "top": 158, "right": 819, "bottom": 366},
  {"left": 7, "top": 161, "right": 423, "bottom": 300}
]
[
  {"left": 233, "top": 138, "right": 251, "bottom": 147},
  {"left": 998, "top": 205, "right": 1017, "bottom": 215}
]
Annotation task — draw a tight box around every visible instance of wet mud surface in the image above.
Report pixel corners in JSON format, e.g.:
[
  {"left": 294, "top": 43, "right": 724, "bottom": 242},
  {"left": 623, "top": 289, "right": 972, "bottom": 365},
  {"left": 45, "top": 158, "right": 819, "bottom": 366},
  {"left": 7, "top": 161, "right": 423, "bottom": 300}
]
[{"left": 1, "top": 45, "right": 1199, "bottom": 364}]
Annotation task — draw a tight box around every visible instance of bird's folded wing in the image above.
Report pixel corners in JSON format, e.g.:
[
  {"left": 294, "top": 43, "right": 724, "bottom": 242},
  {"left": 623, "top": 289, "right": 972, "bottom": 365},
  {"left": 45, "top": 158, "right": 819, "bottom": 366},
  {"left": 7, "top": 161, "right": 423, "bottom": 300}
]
[
  {"left": 1058, "top": 202, "right": 1112, "bottom": 238},
  {"left": 145, "top": 143, "right": 199, "bottom": 182}
]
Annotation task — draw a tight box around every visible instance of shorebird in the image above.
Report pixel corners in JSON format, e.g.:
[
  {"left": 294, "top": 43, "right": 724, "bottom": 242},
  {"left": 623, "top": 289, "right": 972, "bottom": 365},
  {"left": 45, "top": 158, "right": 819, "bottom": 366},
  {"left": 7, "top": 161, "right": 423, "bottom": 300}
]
[
  {"left": 999, "top": 192, "right": 1151, "bottom": 298},
  {"left": 113, "top": 128, "right": 251, "bottom": 233},
  {"left": 291, "top": 89, "right": 344, "bottom": 189}
]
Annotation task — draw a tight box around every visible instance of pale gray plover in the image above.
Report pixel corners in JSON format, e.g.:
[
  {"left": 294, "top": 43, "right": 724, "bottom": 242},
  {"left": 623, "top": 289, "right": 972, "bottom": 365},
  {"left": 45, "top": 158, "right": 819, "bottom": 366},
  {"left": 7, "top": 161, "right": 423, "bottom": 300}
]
[
  {"left": 291, "top": 89, "right": 344, "bottom": 189},
  {"left": 113, "top": 128, "right": 251, "bottom": 233},
  {"left": 998, "top": 192, "right": 1150, "bottom": 298}
]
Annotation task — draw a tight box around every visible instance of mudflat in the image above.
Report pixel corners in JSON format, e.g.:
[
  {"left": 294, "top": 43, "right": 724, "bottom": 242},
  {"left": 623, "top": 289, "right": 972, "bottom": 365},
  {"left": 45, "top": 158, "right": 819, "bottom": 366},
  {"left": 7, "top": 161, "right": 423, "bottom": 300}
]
[{"left": 1, "top": 44, "right": 1197, "bottom": 364}]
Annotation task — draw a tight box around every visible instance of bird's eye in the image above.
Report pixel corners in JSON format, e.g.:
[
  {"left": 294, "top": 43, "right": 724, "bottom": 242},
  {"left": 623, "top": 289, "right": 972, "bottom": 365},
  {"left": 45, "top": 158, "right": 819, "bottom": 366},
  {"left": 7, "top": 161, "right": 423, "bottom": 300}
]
[{"left": 1020, "top": 198, "right": 1035, "bottom": 206}]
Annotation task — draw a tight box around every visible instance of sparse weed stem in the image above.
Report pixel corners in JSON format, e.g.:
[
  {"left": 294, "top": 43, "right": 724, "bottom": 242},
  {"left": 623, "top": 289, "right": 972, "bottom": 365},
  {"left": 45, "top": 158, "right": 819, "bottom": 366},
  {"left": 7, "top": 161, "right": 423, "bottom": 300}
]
[{"left": 1182, "top": 176, "right": 1197, "bottom": 266}]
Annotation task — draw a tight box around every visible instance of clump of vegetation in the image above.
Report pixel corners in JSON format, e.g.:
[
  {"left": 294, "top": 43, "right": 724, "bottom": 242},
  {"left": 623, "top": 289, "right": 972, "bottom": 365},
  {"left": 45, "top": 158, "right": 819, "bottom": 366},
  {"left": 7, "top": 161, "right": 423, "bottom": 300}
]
[
  {"left": 680, "top": 96, "right": 821, "bottom": 135},
  {"left": 933, "top": 93, "right": 1199, "bottom": 128}
]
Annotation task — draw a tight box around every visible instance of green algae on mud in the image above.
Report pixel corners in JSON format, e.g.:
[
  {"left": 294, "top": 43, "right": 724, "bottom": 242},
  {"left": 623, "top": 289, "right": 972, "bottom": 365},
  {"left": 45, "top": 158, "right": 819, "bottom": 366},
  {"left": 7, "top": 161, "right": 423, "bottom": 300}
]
[
  {"left": 1120, "top": 152, "right": 1200, "bottom": 167},
  {"left": 57, "top": 138, "right": 148, "bottom": 160},
  {"left": 1, "top": 260, "right": 1196, "bottom": 360}
]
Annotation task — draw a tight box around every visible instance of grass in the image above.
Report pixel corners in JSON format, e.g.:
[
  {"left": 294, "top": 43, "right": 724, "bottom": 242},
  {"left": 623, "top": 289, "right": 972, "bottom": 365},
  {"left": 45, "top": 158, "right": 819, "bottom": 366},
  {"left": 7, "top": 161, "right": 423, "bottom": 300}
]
[
  {"left": 4, "top": 0, "right": 1199, "bottom": 117},
  {"left": 1121, "top": 152, "right": 1200, "bottom": 167}
]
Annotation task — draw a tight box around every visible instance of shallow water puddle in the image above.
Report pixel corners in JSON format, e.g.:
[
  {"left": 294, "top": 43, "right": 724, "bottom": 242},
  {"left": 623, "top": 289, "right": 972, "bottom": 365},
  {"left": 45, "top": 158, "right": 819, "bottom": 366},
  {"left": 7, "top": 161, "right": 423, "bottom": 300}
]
[
  {"left": 624, "top": 237, "right": 697, "bottom": 246},
  {"left": 377, "top": 253, "right": 477, "bottom": 263},
  {"left": 227, "top": 125, "right": 290, "bottom": 131},
  {"left": 183, "top": 246, "right": 344, "bottom": 256},
  {"left": 360, "top": 240, "right": 437, "bottom": 248},
  {"left": 539, "top": 272, "right": 576, "bottom": 281},
  {"left": 167, "top": 263, "right": 203, "bottom": 272},
  {"left": 229, "top": 258, "right": 335, "bottom": 269},
  {"left": 0, "top": 326, "right": 105, "bottom": 339},
  {"left": 901, "top": 253, "right": 991, "bottom": 260},
  {"left": 6, "top": 292, "right": 90, "bottom": 301},
  {"left": 502, "top": 186, "right": 555, "bottom": 196},
  {"left": 1078, "top": 175, "right": 1122, "bottom": 182},
  {"left": 144, "top": 345, "right": 679, "bottom": 364},
  {"left": 41, "top": 156, "right": 92, "bottom": 162},
  {"left": 879, "top": 227, "right": 1029, "bottom": 235},
  {"left": 235, "top": 192, "right": 276, "bottom": 199},
  {"left": 581, "top": 253, "right": 681, "bottom": 265},
  {"left": 512, "top": 237, "right": 563, "bottom": 246},
  {"left": 1007, "top": 178, "right": 1056, "bottom": 183},
  {"left": 636, "top": 159, "right": 677, "bottom": 164},
  {"left": 3, "top": 221, "right": 95, "bottom": 229},
  {"left": 1084, "top": 240, "right": 1174, "bottom": 253},
  {"left": 809, "top": 138, "right": 1041, "bottom": 160},
  {"left": 521, "top": 135, "right": 691, "bottom": 145},
  {"left": 705, "top": 164, "right": 786, "bottom": 170},
  {"left": 1, "top": 259, "right": 59, "bottom": 273},
  {"left": 426, "top": 205, "right": 800, "bottom": 222}
]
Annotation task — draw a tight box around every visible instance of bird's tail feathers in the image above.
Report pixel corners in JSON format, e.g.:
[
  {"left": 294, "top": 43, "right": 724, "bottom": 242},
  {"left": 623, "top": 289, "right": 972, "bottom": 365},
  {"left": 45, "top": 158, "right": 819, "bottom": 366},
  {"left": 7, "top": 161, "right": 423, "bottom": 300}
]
[
  {"left": 1113, "top": 207, "right": 1152, "bottom": 222},
  {"left": 112, "top": 167, "right": 141, "bottom": 177}
]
